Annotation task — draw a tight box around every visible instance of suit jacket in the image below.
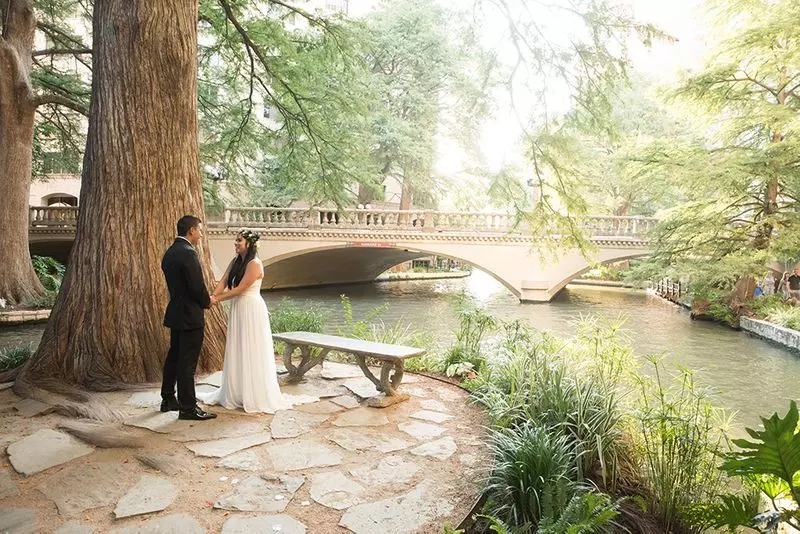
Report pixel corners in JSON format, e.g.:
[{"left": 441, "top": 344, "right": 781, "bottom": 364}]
[{"left": 162, "top": 238, "right": 211, "bottom": 330}]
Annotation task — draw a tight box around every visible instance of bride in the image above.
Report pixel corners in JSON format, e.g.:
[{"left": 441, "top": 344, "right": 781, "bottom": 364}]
[{"left": 199, "top": 229, "right": 291, "bottom": 413}]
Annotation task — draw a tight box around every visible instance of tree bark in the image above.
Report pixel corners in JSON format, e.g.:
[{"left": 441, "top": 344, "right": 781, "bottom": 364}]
[
  {"left": 20, "top": 0, "right": 226, "bottom": 389},
  {"left": 0, "top": 0, "right": 46, "bottom": 305}
]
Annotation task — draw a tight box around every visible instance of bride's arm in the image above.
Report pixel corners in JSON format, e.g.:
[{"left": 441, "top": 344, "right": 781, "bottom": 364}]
[
  {"left": 216, "top": 260, "right": 263, "bottom": 302},
  {"left": 212, "top": 260, "right": 234, "bottom": 298}
]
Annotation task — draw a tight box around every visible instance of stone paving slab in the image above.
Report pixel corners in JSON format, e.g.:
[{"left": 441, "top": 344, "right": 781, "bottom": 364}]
[
  {"left": 110, "top": 513, "right": 205, "bottom": 534},
  {"left": 214, "top": 474, "right": 305, "bottom": 512},
  {"left": 170, "top": 420, "right": 266, "bottom": 442},
  {"left": 270, "top": 410, "right": 329, "bottom": 439},
  {"left": 127, "top": 387, "right": 218, "bottom": 408},
  {"left": 0, "top": 507, "right": 38, "bottom": 534},
  {"left": 410, "top": 437, "right": 458, "bottom": 460},
  {"left": 398, "top": 421, "right": 446, "bottom": 441},
  {"left": 329, "top": 394, "right": 360, "bottom": 409},
  {"left": 55, "top": 520, "right": 95, "bottom": 534},
  {"left": 114, "top": 474, "right": 178, "bottom": 518},
  {"left": 266, "top": 439, "right": 343, "bottom": 471},
  {"left": 8, "top": 429, "right": 94, "bottom": 476},
  {"left": 338, "top": 480, "right": 455, "bottom": 534},
  {"left": 350, "top": 455, "right": 420, "bottom": 486},
  {"left": 438, "top": 388, "right": 464, "bottom": 402},
  {"left": 281, "top": 380, "right": 346, "bottom": 400},
  {"left": 216, "top": 449, "right": 264, "bottom": 471},
  {"left": 198, "top": 371, "right": 223, "bottom": 387},
  {"left": 123, "top": 412, "right": 184, "bottom": 434},
  {"left": 325, "top": 427, "right": 410, "bottom": 453},
  {"left": 309, "top": 470, "right": 365, "bottom": 510},
  {"left": 221, "top": 514, "right": 306, "bottom": 534},
  {"left": 419, "top": 399, "right": 449, "bottom": 412},
  {"left": 185, "top": 433, "right": 271, "bottom": 458},
  {"left": 0, "top": 467, "right": 17, "bottom": 500},
  {"left": 410, "top": 410, "right": 454, "bottom": 424},
  {"left": 14, "top": 398, "right": 54, "bottom": 417},
  {"left": 341, "top": 377, "right": 380, "bottom": 399},
  {"left": 38, "top": 462, "right": 134, "bottom": 515},
  {"left": 294, "top": 399, "right": 344, "bottom": 414},
  {"left": 332, "top": 407, "right": 389, "bottom": 427},
  {"left": 321, "top": 361, "right": 371, "bottom": 379}
]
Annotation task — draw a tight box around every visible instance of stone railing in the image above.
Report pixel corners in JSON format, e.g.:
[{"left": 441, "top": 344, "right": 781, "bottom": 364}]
[
  {"left": 29, "top": 206, "right": 79, "bottom": 227},
  {"left": 223, "top": 207, "right": 657, "bottom": 237},
  {"left": 28, "top": 205, "right": 657, "bottom": 238}
]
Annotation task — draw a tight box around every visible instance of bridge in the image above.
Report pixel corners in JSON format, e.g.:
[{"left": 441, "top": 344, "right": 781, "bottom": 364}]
[{"left": 28, "top": 206, "right": 655, "bottom": 302}]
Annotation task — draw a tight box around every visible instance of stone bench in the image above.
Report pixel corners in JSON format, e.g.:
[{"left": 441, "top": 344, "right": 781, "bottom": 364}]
[{"left": 272, "top": 331, "right": 425, "bottom": 407}]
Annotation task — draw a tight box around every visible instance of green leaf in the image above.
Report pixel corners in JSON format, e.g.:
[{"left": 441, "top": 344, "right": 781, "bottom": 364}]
[{"left": 722, "top": 401, "right": 800, "bottom": 492}]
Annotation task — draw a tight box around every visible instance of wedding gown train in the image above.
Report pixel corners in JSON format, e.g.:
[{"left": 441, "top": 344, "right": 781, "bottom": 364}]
[{"left": 198, "top": 281, "right": 295, "bottom": 413}]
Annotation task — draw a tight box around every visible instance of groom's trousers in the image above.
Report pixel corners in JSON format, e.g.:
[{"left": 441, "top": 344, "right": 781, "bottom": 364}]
[{"left": 161, "top": 327, "right": 204, "bottom": 411}]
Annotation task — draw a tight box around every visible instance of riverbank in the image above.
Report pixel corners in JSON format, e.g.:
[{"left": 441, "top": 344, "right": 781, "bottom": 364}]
[
  {"left": 375, "top": 271, "right": 470, "bottom": 282},
  {"left": 0, "top": 309, "right": 50, "bottom": 326},
  {"left": 740, "top": 316, "right": 800, "bottom": 353},
  {"left": 570, "top": 279, "right": 637, "bottom": 289}
]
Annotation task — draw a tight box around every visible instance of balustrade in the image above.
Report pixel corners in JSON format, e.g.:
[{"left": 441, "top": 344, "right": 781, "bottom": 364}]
[
  {"left": 30, "top": 205, "right": 655, "bottom": 239},
  {"left": 29, "top": 206, "right": 78, "bottom": 227}
]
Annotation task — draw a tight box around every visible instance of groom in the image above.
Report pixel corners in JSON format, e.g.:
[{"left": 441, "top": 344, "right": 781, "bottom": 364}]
[{"left": 160, "top": 215, "right": 218, "bottom": 421}]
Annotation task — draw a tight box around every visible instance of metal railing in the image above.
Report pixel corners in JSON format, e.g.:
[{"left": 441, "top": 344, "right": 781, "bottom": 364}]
[{"left": 28, "top": 205, "right": 658, "bottom": 238}]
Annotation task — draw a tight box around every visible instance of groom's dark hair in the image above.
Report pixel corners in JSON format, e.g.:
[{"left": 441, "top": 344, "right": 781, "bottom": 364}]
[{"left": 177, "top": 215, "right": 202, "bottom": 236}]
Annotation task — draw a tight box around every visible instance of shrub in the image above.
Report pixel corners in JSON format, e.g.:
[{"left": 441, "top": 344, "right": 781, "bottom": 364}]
[
  {"left": 633, "top": 357, "right": 732, "bottom": 533},
  {"left": 442, "top": 305, "right": 497, "bottom": 373},
  {"left": 0, "top": 344, "right": 33, "bottom": 372},
  {"left": 32, "top": 255, "right": 65, "bottom": 292},
  {"left": 269, "top": 299, "right": 326, "bottom": 334},
  {"left": 25, "top": 290, "right": 58, "bottom": 309}
]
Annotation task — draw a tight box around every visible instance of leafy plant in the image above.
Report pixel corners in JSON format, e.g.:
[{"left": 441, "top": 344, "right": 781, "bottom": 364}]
[
  {"left": 25, "top": 291, "right": 58, "bottom": 309},
  {"left": 634, "top": 357, "right": 733, "bottom": 533},
  {"left": 0, "top": 344, "right": 34, "bottom": 372},
  {"left": 269, "top": 299, "right": 326, "bottom": 334},
  {"left": 442, "top": 305, "right": 497, "bottom": 373},
  {"left": 717, "top": 401, "right": 800, "bottom": 532},
  {"left": 31, "top": 255, "right": 65, "bottom": 292}
]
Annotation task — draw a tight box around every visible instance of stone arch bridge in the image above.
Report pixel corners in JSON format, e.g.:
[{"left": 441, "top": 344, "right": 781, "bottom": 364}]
[{"left": 28, "top": 206, "right": 655, "bottom": 302}]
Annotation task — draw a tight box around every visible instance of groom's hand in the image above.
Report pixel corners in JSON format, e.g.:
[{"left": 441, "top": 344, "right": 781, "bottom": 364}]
[{"left": 209, "top": 295, "right": 219, "bottom": 307}]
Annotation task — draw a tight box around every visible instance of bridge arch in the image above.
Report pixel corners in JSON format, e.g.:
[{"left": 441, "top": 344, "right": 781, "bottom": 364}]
[
  {"left": 256, "top": 243, "right": 521, "bottom": 296},
  {"left": 548, "top": 251, "right": 651, "bottom": 297}
]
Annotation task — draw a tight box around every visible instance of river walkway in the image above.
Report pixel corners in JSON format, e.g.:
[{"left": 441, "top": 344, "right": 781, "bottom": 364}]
[{"left": 0, "top": 362, "right": 489, "bottom": 533}]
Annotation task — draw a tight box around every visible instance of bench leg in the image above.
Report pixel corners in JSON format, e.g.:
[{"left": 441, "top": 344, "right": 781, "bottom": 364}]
[
  {"left": 355, "top": 356, "right": 410, "bottom": 408},
  {"left": 282, "top": 344, "right": 329, "bottom": 383},
  {"left": 378, "top": 361, "right": 404, "bottom": 396}
]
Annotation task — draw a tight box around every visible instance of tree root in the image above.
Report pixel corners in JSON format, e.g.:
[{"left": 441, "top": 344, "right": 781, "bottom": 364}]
[
  {"left": 57, "top": 420, "right": 145, "bottom": 448},
  {"left": 12, "top": 374, "right": 123, "bottom": 422}
]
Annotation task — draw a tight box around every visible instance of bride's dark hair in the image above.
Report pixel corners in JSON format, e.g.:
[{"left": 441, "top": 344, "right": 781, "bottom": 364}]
[{"left": 226, "top": 230, "right": 259, "bottom": 289}]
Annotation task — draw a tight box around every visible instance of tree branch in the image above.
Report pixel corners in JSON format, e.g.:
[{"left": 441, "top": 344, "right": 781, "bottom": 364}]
[
  {"left": 32, "top": 47, "right": 91, "bottom": 57},
  {"left": 33, "top": 93, "right": 88, "bottom": 116}
]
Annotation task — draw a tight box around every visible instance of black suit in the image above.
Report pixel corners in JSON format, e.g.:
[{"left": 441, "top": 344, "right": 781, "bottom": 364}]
[{"left": 161, "top": 237, "right": 211, "bottom": 411}]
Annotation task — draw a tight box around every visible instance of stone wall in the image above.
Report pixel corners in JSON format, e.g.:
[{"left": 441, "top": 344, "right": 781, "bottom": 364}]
[{"left": 740, "top": 316, "right": 800, "bottom": 352}]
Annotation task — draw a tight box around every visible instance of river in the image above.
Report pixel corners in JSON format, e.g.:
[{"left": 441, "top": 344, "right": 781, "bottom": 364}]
[{"left": 2, "top": 270, "right": 799, "bottom": 431}]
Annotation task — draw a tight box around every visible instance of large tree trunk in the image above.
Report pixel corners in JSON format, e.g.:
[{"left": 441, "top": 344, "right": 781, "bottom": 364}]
[
  {"left": 0, "top": 0, "right": 46, "bottom": 305},
  {"left": 20, "top": 0, "right": 226, "bottom": 390}
]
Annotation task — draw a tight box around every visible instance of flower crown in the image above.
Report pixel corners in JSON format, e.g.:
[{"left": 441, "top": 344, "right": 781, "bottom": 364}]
[{"left": 239, "top": 228, "right": 260, "bottom": 248}]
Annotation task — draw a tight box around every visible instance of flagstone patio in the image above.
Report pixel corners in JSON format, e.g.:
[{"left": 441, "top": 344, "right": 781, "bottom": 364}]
[{"left": 0, "top": 361, "right": 490, "bottom": 533}]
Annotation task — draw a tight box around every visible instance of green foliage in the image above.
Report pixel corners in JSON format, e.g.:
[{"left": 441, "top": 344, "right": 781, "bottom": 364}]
[
  {"left": 762, "top": 305, "right": 800, "bottom": 332},
  {"left": 269, "top": 299, "right": 326, "bottom": 334},
  {"left": 0, "top": 344, "right": 34, "bottom": 372},
  {"left": 722, "top": 401, "right": 800, "bottom": 506},
  {"left": 31, "top": 255, "right": 65, "bottom": 292},
  {"left": 485, "top": 421, "right": 579, "bottom": 527},
  {"left": 442, "top": 305, "right": 497, "bottom": 373},
  {"left": 536, "top": 492, "right": 621, "bottom": 534},
  {"left": 625, "top": 0, "right": 800, "bottom": 287},
  {"left": 633, "top": 357, "right": 732, "bottom": 533}
]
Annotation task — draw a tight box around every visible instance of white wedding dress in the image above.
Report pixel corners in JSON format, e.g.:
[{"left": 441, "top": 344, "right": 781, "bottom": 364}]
[{"left": 199, "top": 277, "right": 292, "bottom": 414}]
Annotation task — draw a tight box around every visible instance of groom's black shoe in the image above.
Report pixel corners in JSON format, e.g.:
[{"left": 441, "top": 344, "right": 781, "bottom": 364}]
[
  {"left": 178, "top": 406, "right": 217, "bottom": 421},
  {"left": 160, "top": 398, "right": 180, "bottom": 412}
]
